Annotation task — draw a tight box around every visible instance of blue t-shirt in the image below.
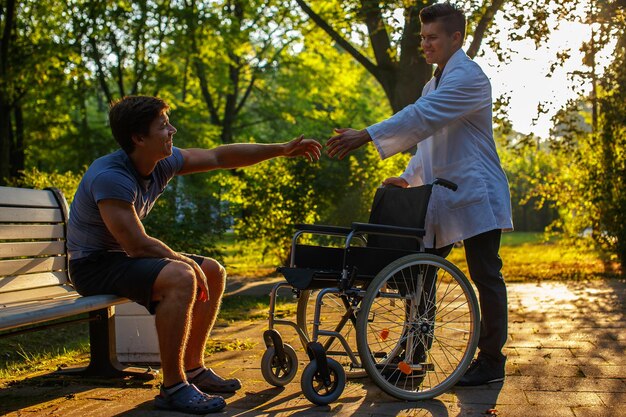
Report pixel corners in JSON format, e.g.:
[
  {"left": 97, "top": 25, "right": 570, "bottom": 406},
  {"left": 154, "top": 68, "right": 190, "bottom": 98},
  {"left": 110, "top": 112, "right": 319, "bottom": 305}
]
[{"left": 67, "top": 147, "right": 184, "bottom": 259}]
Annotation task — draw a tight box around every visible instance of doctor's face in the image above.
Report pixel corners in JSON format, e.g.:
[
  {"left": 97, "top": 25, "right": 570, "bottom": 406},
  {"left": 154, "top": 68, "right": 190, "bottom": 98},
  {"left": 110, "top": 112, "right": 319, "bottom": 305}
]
[{"left": 420, "top": 21, "right": 462, "bottom": 68}]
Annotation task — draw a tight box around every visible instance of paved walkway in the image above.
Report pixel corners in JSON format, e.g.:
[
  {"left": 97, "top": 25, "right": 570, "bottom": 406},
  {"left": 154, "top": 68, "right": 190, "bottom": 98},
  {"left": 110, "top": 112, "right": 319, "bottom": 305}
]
[{"left": 1, "top": 278, "right": 624, "bottom": 416}]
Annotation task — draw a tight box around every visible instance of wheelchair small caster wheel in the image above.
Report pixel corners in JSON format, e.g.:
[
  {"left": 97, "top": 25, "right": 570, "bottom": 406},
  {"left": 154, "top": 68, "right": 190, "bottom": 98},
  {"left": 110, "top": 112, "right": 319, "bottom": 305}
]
[
  {"left": 301, "top": 358, "right": 346, "bottom": 405},
  {"left": 261, "top": 343, "right": 298, "bottom": 386}
]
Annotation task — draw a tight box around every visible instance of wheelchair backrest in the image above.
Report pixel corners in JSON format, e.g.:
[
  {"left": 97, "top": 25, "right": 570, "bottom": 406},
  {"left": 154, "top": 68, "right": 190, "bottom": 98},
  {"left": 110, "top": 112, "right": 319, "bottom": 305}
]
[{"left": 366, "top": 184, "right": 432, "bottom": 251}]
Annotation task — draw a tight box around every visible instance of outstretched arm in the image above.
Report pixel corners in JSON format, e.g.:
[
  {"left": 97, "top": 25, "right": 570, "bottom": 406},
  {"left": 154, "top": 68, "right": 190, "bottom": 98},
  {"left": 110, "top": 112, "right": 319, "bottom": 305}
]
[{"left": 178, "top": 135, "right": 322, "bottom": 175}]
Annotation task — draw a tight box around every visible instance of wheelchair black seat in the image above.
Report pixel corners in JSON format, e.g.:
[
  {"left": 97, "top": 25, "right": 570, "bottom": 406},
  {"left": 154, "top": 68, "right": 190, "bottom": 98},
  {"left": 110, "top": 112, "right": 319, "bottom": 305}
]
[{"left": 284, "top": 244, "right": 419, "bottom": 290}]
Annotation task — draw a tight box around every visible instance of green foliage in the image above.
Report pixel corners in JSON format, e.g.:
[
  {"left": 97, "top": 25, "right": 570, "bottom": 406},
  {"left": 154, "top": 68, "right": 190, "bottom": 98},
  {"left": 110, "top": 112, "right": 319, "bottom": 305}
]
[
  {"left": 589, "top": 33, "right": 626, "bottom": 268},
  {"left": 497, "top": 136, "right": 558, "bottom": 232},
  {"left": 143, "top": 174, "right": 228, "bottom": 260},
  {"left": 223, "top": 158, "right": 319, "bottom": 263},
  {"left": 327, "top": 146, "right": 412, "bottom": 226},
  {"left": 6, "top": 167, "right": 84, "bottom": 204},
  {"left": 525, "top": 2, "right": 626, "bottom": 272}
]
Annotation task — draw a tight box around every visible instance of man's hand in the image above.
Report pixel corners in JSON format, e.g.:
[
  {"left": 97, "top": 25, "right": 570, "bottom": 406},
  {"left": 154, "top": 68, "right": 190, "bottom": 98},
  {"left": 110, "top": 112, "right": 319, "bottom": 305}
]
[
  {"left": 326, "top": 128, "right": 372, "bottom": 159},
  {"left": 382, "top": 177, "right": 409, "bottom": 188},
  {"left": 186, "top": 257, "right": 209, "bottom": 302},
  {"left": 283, "top": 135, "right": 322, "bottom": 161}
]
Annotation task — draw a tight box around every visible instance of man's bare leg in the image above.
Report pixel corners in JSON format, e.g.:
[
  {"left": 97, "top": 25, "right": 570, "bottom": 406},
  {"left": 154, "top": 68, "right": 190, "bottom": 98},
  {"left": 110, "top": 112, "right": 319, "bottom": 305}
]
[
  {"left": 184, "top": 258, "right": 226, "bottom": 369},
  {"left": 152, "top": 261, "right": 197, "bottom": 386}
]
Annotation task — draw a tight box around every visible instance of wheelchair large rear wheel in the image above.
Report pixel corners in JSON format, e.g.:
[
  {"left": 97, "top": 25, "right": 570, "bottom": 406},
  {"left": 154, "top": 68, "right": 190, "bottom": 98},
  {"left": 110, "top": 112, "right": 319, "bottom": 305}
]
[
  {"left": 356, "top": 253, "right": 480, "bottom": 400},
  {"left": 297, "top": 289, "right": 366, "bottom": 378}
]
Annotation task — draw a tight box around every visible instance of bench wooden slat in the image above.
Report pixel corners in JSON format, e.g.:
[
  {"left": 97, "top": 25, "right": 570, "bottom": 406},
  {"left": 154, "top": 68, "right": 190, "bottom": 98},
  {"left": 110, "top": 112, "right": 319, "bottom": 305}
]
[
  {"left": 0, "top": 294, "right": 128, "bottom": 332},
  {"left": 0, "top": 256, "right": 66, "bottom": 277},
  {"left": 0, "top": 224, "right": 65, "bottom": 240},
  {"left": 0, "top": 187, "right": 59, "bottom": 208},
  {"left": 0, "top": 271, "right": 68, "bottom": 293},
  {"left": 0, "top": 241, "right": 66, "bottom": 259},
  {"left": 0, "top": 187, "right": 152, "bottom": 379},
  {"left": 0, "top": 284, "right": 76, "bottom": 306},
  {"left": 0, "top": 207, "right": 63, "bottom": 223}
]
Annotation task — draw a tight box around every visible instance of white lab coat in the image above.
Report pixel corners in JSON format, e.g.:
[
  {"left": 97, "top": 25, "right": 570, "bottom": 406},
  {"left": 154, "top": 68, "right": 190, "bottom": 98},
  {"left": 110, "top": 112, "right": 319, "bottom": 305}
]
[{"left": 366, "top": 49, "right": 513, "bottom": 249}]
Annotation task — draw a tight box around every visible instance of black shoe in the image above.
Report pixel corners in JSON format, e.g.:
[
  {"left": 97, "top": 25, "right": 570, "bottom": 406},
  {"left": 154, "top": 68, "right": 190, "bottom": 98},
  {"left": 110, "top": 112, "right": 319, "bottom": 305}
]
[{"left": 456, "top": 357, "right": 505, "bottom": 386}]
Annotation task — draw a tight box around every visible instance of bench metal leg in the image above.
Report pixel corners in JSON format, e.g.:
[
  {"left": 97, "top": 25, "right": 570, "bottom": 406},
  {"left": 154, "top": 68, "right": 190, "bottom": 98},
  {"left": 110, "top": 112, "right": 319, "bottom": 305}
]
[{"left": 57, "top": 307, "right": 156, "bottom": 379}]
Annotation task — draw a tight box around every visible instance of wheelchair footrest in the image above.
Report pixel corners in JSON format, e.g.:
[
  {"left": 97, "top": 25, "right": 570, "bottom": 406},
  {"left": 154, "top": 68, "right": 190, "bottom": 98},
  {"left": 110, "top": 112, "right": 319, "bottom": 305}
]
[{"left": 277, "top": 267, "right": 341, "bottom": 290}]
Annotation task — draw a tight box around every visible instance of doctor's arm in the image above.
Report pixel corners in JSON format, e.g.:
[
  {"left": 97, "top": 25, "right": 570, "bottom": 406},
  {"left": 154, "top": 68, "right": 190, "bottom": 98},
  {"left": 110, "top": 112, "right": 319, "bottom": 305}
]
[{"left": 365, "top": 67, "right": 490, "bottom": 159}]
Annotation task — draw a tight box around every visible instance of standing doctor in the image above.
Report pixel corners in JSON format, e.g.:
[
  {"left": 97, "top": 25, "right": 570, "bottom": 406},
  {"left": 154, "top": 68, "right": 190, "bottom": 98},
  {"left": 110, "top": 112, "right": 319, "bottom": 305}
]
[{"left": 326, "top": 2, "right": 513, "bottom": 386}]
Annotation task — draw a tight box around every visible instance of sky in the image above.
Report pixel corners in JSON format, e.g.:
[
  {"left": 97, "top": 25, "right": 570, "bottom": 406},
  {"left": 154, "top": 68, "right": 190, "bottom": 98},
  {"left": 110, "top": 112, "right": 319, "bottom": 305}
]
[{"left": 473, "top": 12, "right": 614, "bottom": 139}]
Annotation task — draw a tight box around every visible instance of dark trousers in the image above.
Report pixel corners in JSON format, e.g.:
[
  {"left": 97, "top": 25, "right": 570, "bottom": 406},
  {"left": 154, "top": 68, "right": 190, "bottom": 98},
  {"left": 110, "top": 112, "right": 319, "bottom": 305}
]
[{"left": 430, "top": 229, "right": 507, "bottom": 363}]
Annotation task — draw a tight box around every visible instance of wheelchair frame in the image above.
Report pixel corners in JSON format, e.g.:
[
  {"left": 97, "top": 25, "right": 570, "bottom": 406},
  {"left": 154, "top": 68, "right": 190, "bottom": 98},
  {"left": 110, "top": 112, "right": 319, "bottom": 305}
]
[{"left": 260, "top": 179, "right": 481, "bottom": 405}]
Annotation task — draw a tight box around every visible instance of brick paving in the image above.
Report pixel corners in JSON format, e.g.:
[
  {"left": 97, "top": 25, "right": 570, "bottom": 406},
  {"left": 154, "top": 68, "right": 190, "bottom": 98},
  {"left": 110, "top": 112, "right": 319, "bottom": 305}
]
[{"left": 1, "top": 278, "right": 624, "bottom": 416}]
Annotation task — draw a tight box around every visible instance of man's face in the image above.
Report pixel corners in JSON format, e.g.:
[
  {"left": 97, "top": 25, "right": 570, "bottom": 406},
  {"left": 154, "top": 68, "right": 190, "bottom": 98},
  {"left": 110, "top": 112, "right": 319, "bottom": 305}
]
[
  {"left": 142, "top": 111, "right": 177, "bottom": 159},
  {"left": 420, "top": 21, "right": 461, "bottom": 68}
]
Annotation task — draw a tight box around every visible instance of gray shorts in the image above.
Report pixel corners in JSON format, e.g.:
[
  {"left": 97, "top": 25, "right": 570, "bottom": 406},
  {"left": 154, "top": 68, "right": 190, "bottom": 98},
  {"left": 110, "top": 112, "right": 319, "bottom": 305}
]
[{"left": 69, "top": 251, "right": 203, "bottom": 314}]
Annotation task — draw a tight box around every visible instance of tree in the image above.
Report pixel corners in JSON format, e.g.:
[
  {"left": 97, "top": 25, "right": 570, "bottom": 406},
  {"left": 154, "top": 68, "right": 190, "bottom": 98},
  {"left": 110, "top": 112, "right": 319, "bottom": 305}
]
[
  {"left": 68, "top": 0, "right": 175, "bottom": 103},
  {"left": 532, "top": 0, "right": 625, "bottom": 272},
  {"left": 178, "top": 0, "right": 305, "bottom": 144},
  {"left": 294, "top": 0, "right": 507, "bottom": 113},
  {"left": 590, "top": 24, "right": 625, "bottom": 269},
  {"left": 0, "top": 0, "right": 75, "bottom": 184}
]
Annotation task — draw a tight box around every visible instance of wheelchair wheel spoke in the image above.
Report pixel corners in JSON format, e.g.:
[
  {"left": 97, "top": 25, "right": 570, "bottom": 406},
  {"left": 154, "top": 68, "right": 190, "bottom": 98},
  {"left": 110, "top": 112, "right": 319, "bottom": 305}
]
[{"left": 357, "top": 253, "right": 480, "bottom": 400}]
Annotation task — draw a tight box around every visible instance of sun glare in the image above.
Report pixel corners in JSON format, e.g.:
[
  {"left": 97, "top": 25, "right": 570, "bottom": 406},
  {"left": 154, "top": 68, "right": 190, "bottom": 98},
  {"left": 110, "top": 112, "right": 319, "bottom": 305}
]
[{"left": 474, "top": 7, "right": 616, "bottom": 139}]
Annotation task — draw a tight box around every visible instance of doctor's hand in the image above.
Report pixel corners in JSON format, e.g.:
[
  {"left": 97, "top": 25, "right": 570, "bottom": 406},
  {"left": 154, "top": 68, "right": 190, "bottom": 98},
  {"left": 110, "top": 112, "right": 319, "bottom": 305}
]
[
  {"left": 326, "top": 128, "right": 372, "bottom": 159},
  {"left": 382, "top": 177, "right": 409, "bottom": 188}
]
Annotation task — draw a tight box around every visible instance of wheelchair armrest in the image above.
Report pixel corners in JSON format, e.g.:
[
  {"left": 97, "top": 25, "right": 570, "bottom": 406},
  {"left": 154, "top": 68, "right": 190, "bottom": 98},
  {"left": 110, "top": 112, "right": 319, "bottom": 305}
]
[
  {"left": 351, "top": 222, "right": 426, "bottom": 238},
  {"left": 294, "top": 223, "right": 353, "bottom": 235}
]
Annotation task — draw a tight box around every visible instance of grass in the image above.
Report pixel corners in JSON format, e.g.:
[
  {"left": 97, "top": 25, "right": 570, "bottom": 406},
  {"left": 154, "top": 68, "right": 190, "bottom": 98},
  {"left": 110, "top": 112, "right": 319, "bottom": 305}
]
[
  {"left": 500, "top": 231, "right": 548, "bottom": 246},
  {"left": 0, "top": 320, "right": 91, "bottom": 380},
  {"left": 447, "top": 232, "right": 619, "bottom": 281},
  {"left": 217, "top": 295, "right": 297, "bottom": 323},
  {"left": 1, "top": 232, "right": 619, "bottom": 382},
  {"left": 218, "top": 233, "right": 279, "bottom": 278},
  {"left": 204, "top": 338, "right": 256, "bottom": 356}
]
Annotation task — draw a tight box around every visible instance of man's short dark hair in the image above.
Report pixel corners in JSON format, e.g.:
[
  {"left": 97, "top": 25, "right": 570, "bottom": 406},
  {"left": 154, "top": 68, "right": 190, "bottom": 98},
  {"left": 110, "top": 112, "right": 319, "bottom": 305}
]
[
  {"left": 420, "top": 2, "right": 466, "bottom": 40},
  {"left": 108, "top": 96, "right": 169, "bottom": 154}
]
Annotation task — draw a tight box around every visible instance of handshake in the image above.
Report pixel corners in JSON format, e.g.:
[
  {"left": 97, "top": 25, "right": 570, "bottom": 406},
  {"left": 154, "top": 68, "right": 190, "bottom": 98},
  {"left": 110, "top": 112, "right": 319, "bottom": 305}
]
[
  {"left": 284, "top": 127, "right": 408, "bottom": 189},
  {"left": 285, "top": 127, "right": 372, "bottom": 162}
]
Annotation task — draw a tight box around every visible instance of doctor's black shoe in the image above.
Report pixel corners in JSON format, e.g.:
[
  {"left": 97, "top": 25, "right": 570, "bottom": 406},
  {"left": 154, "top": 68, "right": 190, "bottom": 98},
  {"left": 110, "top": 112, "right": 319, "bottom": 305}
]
[{"left": 455, "top": 357, "right": 505, "bottom": 386}]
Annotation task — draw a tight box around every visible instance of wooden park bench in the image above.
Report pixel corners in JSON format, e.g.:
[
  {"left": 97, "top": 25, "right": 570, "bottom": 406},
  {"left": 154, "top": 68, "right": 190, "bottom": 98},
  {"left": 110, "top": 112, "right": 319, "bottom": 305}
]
[{"left": 0, "top": 185, "right": 151, "bottom": 378}]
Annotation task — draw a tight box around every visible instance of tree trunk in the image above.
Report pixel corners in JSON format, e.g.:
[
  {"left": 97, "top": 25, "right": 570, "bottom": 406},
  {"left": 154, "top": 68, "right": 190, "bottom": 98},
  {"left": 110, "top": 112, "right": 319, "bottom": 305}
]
[
  {"left": 0, "top": 107, "right": 10, "bottom": 185},
  {"left": 221, "top": 53, "right": 241, "bottom": 145},
  {"left": 385, "top": 58, "right": 432, "bottom": 114},
  {"left": 0, "top": 0, "right": 17, "bottom": 184},
  {"left": 10, "top": 103, "right": 23, "bottom": 177}
]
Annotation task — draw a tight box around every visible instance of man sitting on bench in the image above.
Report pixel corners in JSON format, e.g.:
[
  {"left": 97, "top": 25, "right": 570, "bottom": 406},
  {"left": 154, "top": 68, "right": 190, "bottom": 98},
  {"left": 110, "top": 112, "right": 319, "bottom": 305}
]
[{"left": 67, "top": 95, "right": 321, "bottom": 414}]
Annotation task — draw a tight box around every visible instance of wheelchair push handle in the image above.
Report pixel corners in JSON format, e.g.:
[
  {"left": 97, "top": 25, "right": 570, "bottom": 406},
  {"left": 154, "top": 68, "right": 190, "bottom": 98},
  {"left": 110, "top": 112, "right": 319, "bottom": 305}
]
[
  {"left": 380, "top": 178, "right": 457, "bottom": 191},
  {"left": 433, "top": 178, "right": 458, "bottom": 191}
]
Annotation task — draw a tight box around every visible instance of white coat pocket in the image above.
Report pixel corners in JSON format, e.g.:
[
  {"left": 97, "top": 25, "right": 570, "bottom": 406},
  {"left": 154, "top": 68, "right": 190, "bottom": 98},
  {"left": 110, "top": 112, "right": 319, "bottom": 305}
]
[{"left": 434, "top": 157, "right": 487, "bottom": 210}]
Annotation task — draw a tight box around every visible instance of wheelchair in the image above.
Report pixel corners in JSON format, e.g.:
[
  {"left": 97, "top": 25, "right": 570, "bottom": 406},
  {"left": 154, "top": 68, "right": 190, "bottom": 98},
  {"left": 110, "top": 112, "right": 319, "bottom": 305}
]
[{"left": 260, "top": 179, "right": 480, "bottom": 405}]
